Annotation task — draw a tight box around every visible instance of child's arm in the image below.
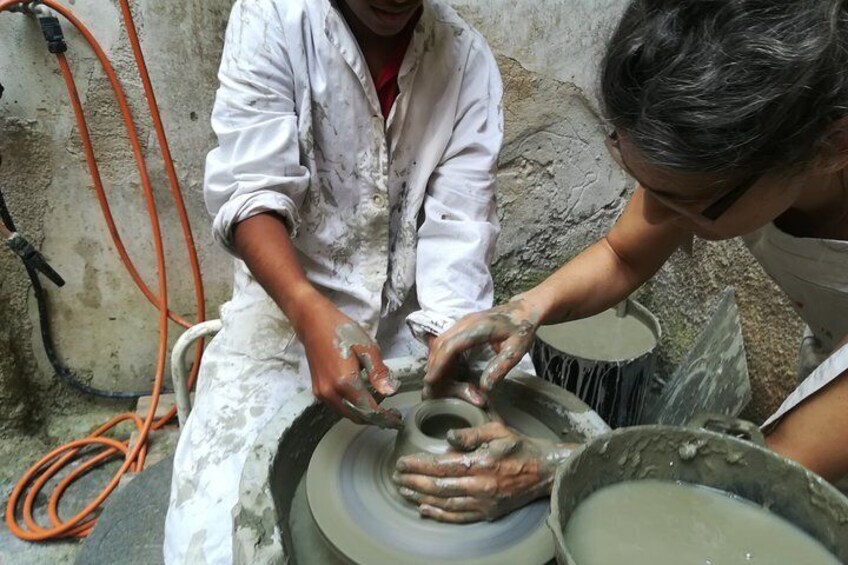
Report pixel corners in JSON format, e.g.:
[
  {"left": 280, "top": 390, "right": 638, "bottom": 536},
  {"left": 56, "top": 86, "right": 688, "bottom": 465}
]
[
  {"left": 205, "top": 0, "right": 306, "bottom": 254},
  {"left": 206, "top": 0, "right": 400, "bottom": 427},
  {"left": 233, "top": 214, "right": 400, "bottom": 427}
]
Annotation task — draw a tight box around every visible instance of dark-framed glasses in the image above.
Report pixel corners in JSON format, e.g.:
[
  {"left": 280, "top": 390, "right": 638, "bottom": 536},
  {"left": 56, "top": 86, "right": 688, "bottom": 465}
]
[{"left": 605, "top": 131, "right": 759, "bottom": 221}]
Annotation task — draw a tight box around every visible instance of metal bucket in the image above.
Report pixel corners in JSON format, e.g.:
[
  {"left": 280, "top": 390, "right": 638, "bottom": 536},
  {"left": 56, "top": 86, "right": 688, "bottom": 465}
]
[
  {"left": 531, "top": 299, "right": 661, "bottom": 428},
  {"left": 549, "top": 417, "right": 848, "bottom": 564}
]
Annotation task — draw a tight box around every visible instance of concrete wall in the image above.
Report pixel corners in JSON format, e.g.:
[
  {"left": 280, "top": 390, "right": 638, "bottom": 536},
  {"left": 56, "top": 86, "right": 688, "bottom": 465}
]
[
  {"left": 0, "top": 0, "right": 800, "bottom": 440},
  {"left": 0, "top": 0, "right": 235, "bottom": 436}
]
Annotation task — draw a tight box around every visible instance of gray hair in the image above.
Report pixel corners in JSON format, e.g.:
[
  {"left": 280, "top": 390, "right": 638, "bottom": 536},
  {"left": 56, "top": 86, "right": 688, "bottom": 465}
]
[{"left": 601, "top": 0, "right": 848, "bottom": 177}]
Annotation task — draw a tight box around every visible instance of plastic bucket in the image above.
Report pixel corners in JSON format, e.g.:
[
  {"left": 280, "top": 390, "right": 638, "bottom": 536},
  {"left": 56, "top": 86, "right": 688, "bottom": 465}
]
[
  {"left": 549, "top": 418, "right": 848, "bottom": 564},
  {"left": 531, "top": 299, "right": 661, "bottom": 427}
]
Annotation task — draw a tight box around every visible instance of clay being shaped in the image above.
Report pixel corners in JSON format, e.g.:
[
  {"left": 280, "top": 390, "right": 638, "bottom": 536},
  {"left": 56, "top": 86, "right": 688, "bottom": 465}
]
[
  {"left": 391, "top": 398, "right": 489, "bottom": 463},
  {"left": 304, "top": 392, "right": 560, "bottom": 565}
]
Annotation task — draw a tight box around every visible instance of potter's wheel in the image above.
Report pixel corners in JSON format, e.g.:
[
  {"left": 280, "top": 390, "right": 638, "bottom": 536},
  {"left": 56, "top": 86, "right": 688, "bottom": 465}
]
[{"left": 304, "top": 391, "right": 558, "bottom": 565}]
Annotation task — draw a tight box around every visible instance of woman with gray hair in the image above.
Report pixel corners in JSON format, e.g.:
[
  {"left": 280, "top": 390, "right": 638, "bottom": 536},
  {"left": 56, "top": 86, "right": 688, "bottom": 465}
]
[{"left": 393, "top": 0, "right": 848, "bottom": 522}]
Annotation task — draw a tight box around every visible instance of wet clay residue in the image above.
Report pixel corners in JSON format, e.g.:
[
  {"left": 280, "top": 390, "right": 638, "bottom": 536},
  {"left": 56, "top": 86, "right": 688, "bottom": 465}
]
[{"left": 550, "top": 426, "right": 848, "bottom": 564}]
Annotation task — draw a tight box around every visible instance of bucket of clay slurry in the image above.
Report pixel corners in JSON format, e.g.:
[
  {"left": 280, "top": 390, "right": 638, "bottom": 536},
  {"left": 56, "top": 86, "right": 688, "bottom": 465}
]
[
  {"left": 549, "top": 416, "right": 848, "bottom": 565},
  {"left": 531, "top": 299, "right": 661, "bottom": 428}
]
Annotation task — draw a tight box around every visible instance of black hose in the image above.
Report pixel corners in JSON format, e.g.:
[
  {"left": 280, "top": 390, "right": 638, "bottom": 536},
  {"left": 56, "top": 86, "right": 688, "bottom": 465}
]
[{"left": 0, "top": 184, "right": 169, "bottom": 399}]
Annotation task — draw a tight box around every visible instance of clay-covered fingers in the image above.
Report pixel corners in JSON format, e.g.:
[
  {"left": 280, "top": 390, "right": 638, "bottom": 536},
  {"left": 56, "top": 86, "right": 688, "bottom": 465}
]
[
  {"left": 396, "top": 452, "right": 489, "bottom": 478},
  {"left": 393, "top": 473, "right": 496, "bottom": 498},
  {"left": 420, "top": 338, "right": 485, "bottom": 406},
  {"left": 422, "top": 380, "right": 485, "bottom": 407},
  {"left": 395, "top": 438, "right": 517, "bottom": 478},
  {"left": 342, "top": 400, "right": 403, "bottom": 429},
  {"left": 426, "top": 302, "right": 540, "bottom": 397},
  {"left": 397, "top": 488, "right": 481, "bottom": 514},
  {"left": 425, "top": 313, "right": 504, "bottom": 388},
  {"left": 327, "top": 321, "right": 402, "bottom": 428},
  {"left": 419, "top": 505, "right": 484, "bottom": 523},
  {"left": 351, "top": 342, "right": 398, "bottom": 396},
  {"left": 478, "top": 337, "right": 527, "bottom": 392},
  {"left": 445, "top": 422, "right": 514, "bottom": 451},
  {"left": 336, "top": 374, "right": 403, "bottom": 430},
  {"left": 312, "top": 365, "right": 368, "bottom": 424}
]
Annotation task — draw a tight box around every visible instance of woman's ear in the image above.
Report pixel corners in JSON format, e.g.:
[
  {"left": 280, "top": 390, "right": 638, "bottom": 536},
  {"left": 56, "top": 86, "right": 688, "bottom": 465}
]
[{"left": 814, "top": 116, "right": 848, "bottom": 174}]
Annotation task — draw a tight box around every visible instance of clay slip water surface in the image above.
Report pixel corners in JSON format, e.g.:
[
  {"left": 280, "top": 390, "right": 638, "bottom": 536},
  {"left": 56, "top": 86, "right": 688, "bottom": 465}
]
[
  {"left": 564, "top": 479, "right": 840, "bottom": 565},
  {"left": 536, "top": 308, "right": 657, "bottom": 362}
]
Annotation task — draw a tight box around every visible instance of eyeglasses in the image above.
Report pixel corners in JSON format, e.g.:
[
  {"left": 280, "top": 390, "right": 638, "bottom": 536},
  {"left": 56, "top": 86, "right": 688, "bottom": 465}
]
[{"left": 605, "top": 131, "right": 760, "bottom": 221}]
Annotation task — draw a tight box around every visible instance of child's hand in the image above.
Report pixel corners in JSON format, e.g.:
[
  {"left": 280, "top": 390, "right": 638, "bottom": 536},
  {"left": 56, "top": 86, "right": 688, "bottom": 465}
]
[{"left": 296, "top": 296, "right": 401, "bottom": 428}]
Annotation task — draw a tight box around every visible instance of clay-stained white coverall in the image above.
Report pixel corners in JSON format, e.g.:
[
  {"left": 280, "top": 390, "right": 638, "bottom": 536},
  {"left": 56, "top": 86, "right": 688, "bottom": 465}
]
[{"left": 164, "top": 0, "right": 503, "bottom": 562}]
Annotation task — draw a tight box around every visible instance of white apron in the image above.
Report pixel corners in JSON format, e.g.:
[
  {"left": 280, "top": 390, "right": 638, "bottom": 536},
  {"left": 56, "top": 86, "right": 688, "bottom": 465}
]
[{"left": 742, "top": 222, "right": 848, "bottom": 430}]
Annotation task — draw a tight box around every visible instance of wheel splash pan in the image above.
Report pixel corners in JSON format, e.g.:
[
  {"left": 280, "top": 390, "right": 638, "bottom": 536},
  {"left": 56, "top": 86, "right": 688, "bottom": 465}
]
[{"left": 234, "top": 358, "right": 610, "bottom": 565}]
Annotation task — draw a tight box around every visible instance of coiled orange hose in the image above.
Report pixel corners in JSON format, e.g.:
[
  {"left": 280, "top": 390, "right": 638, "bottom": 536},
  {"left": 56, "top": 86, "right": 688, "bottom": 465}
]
[{"left": 2, "top": 0, "right": 206, "bottom": 541}]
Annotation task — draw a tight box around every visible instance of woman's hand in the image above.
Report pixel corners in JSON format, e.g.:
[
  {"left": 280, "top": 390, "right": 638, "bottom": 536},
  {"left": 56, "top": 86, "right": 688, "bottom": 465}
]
[
  {"left": 392, "top": 422, "right": 578, "bottom": 523},
  {"left": 422, "top": 334, "right": 487, "bottom": 406},
  {"left": 425, "top": 298, "right": 542, "bottom": 402},
  {"left": 296, "top": 295, "right": 402, "bottom": 428}
]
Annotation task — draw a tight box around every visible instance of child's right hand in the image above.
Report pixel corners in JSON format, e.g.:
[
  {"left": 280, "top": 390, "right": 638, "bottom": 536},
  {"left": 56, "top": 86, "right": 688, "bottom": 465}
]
[{"left": 295, "top": 295, "right": 402, "bottom": 428}]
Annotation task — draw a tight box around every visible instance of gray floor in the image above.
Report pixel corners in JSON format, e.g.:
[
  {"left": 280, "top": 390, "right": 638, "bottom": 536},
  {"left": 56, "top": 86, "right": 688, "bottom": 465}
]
[
  {"left": 1, "top": 456, "right": 118, "bottom": 565},
  {"left": 1, "top": 455, "right": 173, "bottom": 565},
  {"left": 75, "top": 456, "right": 172, "bottom": 565},
  {"left": 0, "top": 529, "right": 83, "bottom": 565}
]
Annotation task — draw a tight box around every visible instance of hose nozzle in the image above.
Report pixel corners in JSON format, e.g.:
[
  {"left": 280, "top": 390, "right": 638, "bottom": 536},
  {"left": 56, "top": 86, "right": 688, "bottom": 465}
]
[
  {"left": 37, "top": 9, "right": 66, "bottom": 54},
  {"left": 4, "top": 231, "right": 65, "bottom": 287}
]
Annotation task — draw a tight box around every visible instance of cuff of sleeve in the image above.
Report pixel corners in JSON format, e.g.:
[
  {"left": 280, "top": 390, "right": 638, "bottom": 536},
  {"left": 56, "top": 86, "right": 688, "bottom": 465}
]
[
  {"left": 212, "top": 191, "right": 302, "bottom": 256},
  {"left": 405, "top": 310, "right": 457, "bottom": 344}
]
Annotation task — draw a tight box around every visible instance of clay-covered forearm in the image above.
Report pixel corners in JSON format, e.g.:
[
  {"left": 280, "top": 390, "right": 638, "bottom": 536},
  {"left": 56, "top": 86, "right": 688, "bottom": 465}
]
[
  {"left": 522, "top": 187, "right": 689, "bottom": 326},
  {"left": 234, "top": 216, "right": 401, "bottom": 428},
  {"left": 232, "top": 212, "right": 324, "bottom": 333},
  {"left": 766, "top": 370, "right": 848, "bottom": 482}
]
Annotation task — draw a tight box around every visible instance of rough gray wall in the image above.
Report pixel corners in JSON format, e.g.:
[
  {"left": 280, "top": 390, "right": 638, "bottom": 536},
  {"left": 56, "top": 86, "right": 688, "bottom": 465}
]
[
  {"left": 0, "top": 0, "right": 234, "bottom": 439},
  {"left": 0, "top": 0, "right": 799, "bottom": 445}
]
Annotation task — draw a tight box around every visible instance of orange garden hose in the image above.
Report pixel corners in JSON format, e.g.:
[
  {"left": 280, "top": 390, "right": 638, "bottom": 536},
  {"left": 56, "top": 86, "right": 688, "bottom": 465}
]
[{"left": 2, "top": 0, "right": 206, "bottom": 541}]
